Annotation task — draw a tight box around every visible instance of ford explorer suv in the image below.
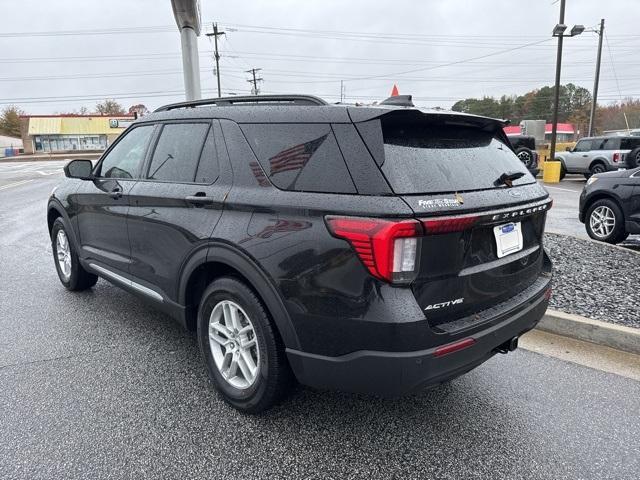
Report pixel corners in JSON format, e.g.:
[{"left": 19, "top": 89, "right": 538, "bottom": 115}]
[
  {"left": 47, "top": 94, "right": 553, "bottom": 413},
  {"left": 555, "top": 136, "right": 640, "bottom": 179}
]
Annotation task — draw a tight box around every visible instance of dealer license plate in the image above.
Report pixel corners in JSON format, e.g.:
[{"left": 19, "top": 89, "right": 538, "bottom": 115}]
[{"left": 493, "top": 222, "right": 523, "bottom": 258}]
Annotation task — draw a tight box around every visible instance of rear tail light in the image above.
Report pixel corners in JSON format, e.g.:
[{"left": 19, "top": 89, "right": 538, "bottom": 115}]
[
  {"left": 613, "top": 152, "right": 620, "bottom": 163},
  {"left": 325, "top": 216, "right": 422, "bottom": 284},
  {"left": 422, "top": 215, "right": 478, "bottom": 234}
]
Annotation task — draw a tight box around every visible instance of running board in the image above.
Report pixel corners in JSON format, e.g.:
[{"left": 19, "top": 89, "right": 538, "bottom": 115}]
[{"left": 88, "top": 263, "right": 164, "bottom": 303}]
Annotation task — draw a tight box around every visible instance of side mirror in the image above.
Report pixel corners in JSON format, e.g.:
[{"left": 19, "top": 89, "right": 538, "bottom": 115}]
[
  {"left": 565, "top": 146, "right": 572, "bottom": 152},
  {"left": 64, "top": 159, "right": 94, "bottom": 180}
]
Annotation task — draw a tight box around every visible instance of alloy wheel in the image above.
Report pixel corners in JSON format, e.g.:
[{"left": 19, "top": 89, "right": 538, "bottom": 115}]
[
  {"left": 208, "top": 300, "right": 260, "bottom": 390},
  {"left": 56, "top": 230, "right": 72, "bottom": 280},
  {"left": 589, "top": 205, "right": 616, "bottom": 239}
]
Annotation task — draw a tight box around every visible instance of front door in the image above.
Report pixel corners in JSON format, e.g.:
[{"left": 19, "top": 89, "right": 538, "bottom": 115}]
[
  {"left": 127, "top": 120, "right": 231, "bottom": 298},
  {"left": 74, "top": 124, "right": 155, "bottom": 273},
  {"left": 565, "top": 138, "right": 593, "bottom": 172}
]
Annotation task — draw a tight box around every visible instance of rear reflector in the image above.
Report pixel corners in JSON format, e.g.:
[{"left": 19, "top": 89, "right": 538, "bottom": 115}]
[
  {"left": 544, "top": 287, "right": 552, "bottom": 300},
  {"left": 434, "top": 338, "right": 476, "bottom": 357},
  {"left": 325, "top": 216, "right": 422, "bottom": 283}
]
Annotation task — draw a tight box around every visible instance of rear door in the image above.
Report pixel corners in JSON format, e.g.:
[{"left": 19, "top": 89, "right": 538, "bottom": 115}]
[
  {"left": 355, "top": 111, "right": 550, "bottom": 329},
  {"left": 127, "top": 120, "right": 231, "bottom": 298}
]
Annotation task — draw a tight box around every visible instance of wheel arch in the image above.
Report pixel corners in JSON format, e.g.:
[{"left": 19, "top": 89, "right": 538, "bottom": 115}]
[
  {"left": 47, "top": 200, "right": 81, "bottom": 250},
  {"left": 588, "top": 158, "right": 607, "bottom": 171},
  {"left": 179, "top": 243, "right": 300, "bottom": 350}
]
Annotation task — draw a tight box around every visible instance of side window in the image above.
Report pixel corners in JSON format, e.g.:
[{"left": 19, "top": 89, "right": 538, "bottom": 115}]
[
  {"left": 621, "top": 138, "right": 640, "bottom": 150},
  {"left": 146, "top": 123, "right": 210, "bottom": 183},
  {"left": 600, "top": 138, "right": 620, "bottom": 150},
  {"left": 240, "top": 123, "right": 356, "bottom": 193},
  {"left": 98, "top": 125, "right": 154, "bottom": 179},
  {"left": 195, "top": 128, "right": 220, "bottom": 184},
  {"left": 574, "top": 139, "right": 592, "bottom": 152}
]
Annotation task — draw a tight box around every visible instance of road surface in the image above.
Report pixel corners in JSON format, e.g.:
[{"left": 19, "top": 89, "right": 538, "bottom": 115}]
[{"left": 1, "top": 160, "right": 639, "bottom": 479}]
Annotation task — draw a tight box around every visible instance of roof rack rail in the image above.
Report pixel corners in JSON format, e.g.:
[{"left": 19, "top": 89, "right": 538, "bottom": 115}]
[{"left": 154, "top": 94, "right": 328, "bottom": 112}]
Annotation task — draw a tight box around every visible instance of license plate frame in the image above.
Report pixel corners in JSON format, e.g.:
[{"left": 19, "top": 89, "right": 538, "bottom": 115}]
[{"left": 493, "top": 222, "right": 523, "bottom": 259}]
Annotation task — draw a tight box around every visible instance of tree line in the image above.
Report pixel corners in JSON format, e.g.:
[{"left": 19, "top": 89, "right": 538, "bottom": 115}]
[{"left": 452, "top": 83, "right": 640, "bottom": 136}]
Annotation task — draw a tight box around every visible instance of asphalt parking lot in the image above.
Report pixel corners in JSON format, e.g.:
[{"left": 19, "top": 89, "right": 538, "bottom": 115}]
[{"left": 1, "top": 161, "right": 639, "bottom": 479}]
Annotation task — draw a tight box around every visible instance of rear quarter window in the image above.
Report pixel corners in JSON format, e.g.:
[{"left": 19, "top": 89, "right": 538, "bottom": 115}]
[
  {"left": 358, "top": 115, "right": 533, "bottom": 195},
  {"left": 240, "top": 123, "right": 356, "bottom": 193}
]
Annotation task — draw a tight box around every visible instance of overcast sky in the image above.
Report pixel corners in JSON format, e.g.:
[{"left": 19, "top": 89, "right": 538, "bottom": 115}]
[{"left": 1, "top": 0, "right": 638, "bottom": 114}]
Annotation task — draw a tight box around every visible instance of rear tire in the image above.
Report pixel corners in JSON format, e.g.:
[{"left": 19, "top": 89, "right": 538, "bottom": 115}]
[
  {"left": 51, "top": 217, "right": 98, "bottom": 291},
  {"left": 590, "top": 162, "right": 607, "bottom": 176},
  {"left": 585, "top": 199, "right": 627, "bottom": 244},
  {"left": 197, "top": 277, "right": 292, "bottom": 413},
  {"left": 625, "top": 147, "right": 640, "bottom": 169}
]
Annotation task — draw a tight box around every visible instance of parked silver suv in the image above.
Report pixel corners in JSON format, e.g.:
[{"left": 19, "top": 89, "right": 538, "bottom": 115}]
[{"left": 555, "top": 136, "right": 640, "bottom": 179}]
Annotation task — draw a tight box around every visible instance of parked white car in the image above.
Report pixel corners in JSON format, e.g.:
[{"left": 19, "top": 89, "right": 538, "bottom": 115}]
[{"left": 554, "top": 136, "right": 640, "bottom": 179}]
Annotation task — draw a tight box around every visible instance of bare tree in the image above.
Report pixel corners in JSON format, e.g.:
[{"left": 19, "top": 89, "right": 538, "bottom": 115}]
[{"left": 95, "top": 99, "right": 125, "bottom": 115}]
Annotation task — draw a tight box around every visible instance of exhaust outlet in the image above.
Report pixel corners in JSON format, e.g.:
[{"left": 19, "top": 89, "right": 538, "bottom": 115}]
[{"left": 495, "top": 336, "right": 519, "bottom": 354}]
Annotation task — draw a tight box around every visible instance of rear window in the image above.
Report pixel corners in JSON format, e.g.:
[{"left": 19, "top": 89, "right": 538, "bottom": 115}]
[
  {"left": 240, "top": 124, "right": 356, "bottom": 193},
  {"left": 360, "top": 116, "right": 533, "bottom": 194},
  {"left": 595, "top": 137, "right": 621, "bottom": 150}
]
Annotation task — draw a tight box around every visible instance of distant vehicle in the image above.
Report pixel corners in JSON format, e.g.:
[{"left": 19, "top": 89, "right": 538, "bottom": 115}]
[
  {"left": 579, "top": 168, "right": 640, "bottom": 243},
  {"left": 47, "top": 94, "right": 552, "bottom": 413},
  {"left": 554, "top": 136, "right": 640, "bottom": 179},
  {"left": 506, "top": 135, "right": 540, "bottom": 176}
]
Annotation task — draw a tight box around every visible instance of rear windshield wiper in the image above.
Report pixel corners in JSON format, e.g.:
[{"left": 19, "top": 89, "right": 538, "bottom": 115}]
[{"left": 494, "top": 171, "right": 525, "bottom": 187}]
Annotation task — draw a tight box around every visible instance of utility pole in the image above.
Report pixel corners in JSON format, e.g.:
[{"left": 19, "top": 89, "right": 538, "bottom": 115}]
[
  {"left": 340, "top": 80, "right": 345, "bottom": 103},
  {"left": 206, "top": 23, "right": 225, "bottom": 97},
  {"left": 550, "top": 0, "right": 566, "bottom": 164},
  {"left": 588, "top": 18, "right": 605, "bottom": 137},
  {"left": 246, "top": 68, "right": 263, "bottom": 95}
]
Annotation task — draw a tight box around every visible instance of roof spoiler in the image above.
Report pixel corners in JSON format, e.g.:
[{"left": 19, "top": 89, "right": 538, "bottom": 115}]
[{"left": 380, "top": 95, "right": 415, "bottom": 107}]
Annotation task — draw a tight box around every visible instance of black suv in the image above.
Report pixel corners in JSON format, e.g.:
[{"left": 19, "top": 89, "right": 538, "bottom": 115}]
[
  {"left": 48, "top": 94, "right": 552, "bottom": 413},
  {"left": 579, "top": 168, "right": 640, "bottom": 243}
]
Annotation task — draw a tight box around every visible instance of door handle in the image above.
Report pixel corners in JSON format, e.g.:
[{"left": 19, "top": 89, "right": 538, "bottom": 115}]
[
  {"left": 185, "top": 194, "right": 215, "bottom": 206},
  {"left": 582, "top": 154, "right": 589, "bottom": 157},
  {"left": 109, "top": 187, "right": 122, "bottom": 199}
]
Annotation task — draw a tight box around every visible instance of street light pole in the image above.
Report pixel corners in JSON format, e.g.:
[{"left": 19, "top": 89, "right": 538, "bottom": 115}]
[
  {"left": 588, "top": 18, "right": 605, "bottom": 137},
  {"left": 171, "top": 0, "right": 202, "bottom": 101},
  {"left": 550, "top": 0, "right": 566, "bottom": 164}
]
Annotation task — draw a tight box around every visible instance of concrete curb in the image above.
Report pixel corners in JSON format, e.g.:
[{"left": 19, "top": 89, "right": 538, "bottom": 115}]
[{"left": 536, "top": 309, "right": 640, "bottom": 355}]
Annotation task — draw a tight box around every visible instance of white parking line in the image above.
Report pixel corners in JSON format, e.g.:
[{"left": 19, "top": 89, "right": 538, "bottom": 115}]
[
  {"left": 0, "top": 179, "right": 33, "bottom": 190},
  {"left": 544, "top": 185, "right": 580, "bottom": 193}
]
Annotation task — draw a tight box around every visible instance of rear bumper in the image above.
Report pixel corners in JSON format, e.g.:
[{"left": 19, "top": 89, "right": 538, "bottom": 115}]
[{"left": 286, "top": 279, "right": 550, "bottom": 397}]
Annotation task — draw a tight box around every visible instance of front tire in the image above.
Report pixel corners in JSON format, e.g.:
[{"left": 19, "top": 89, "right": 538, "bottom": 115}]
[
  {"left": 51, "top": 217, "right": 98, "bottom": 291},
  {"left": 197, "top": 277, "right": 292, "bottom": 413},
  {"left": 585, "top": 199, "right": 628, "bottom": 244}
]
